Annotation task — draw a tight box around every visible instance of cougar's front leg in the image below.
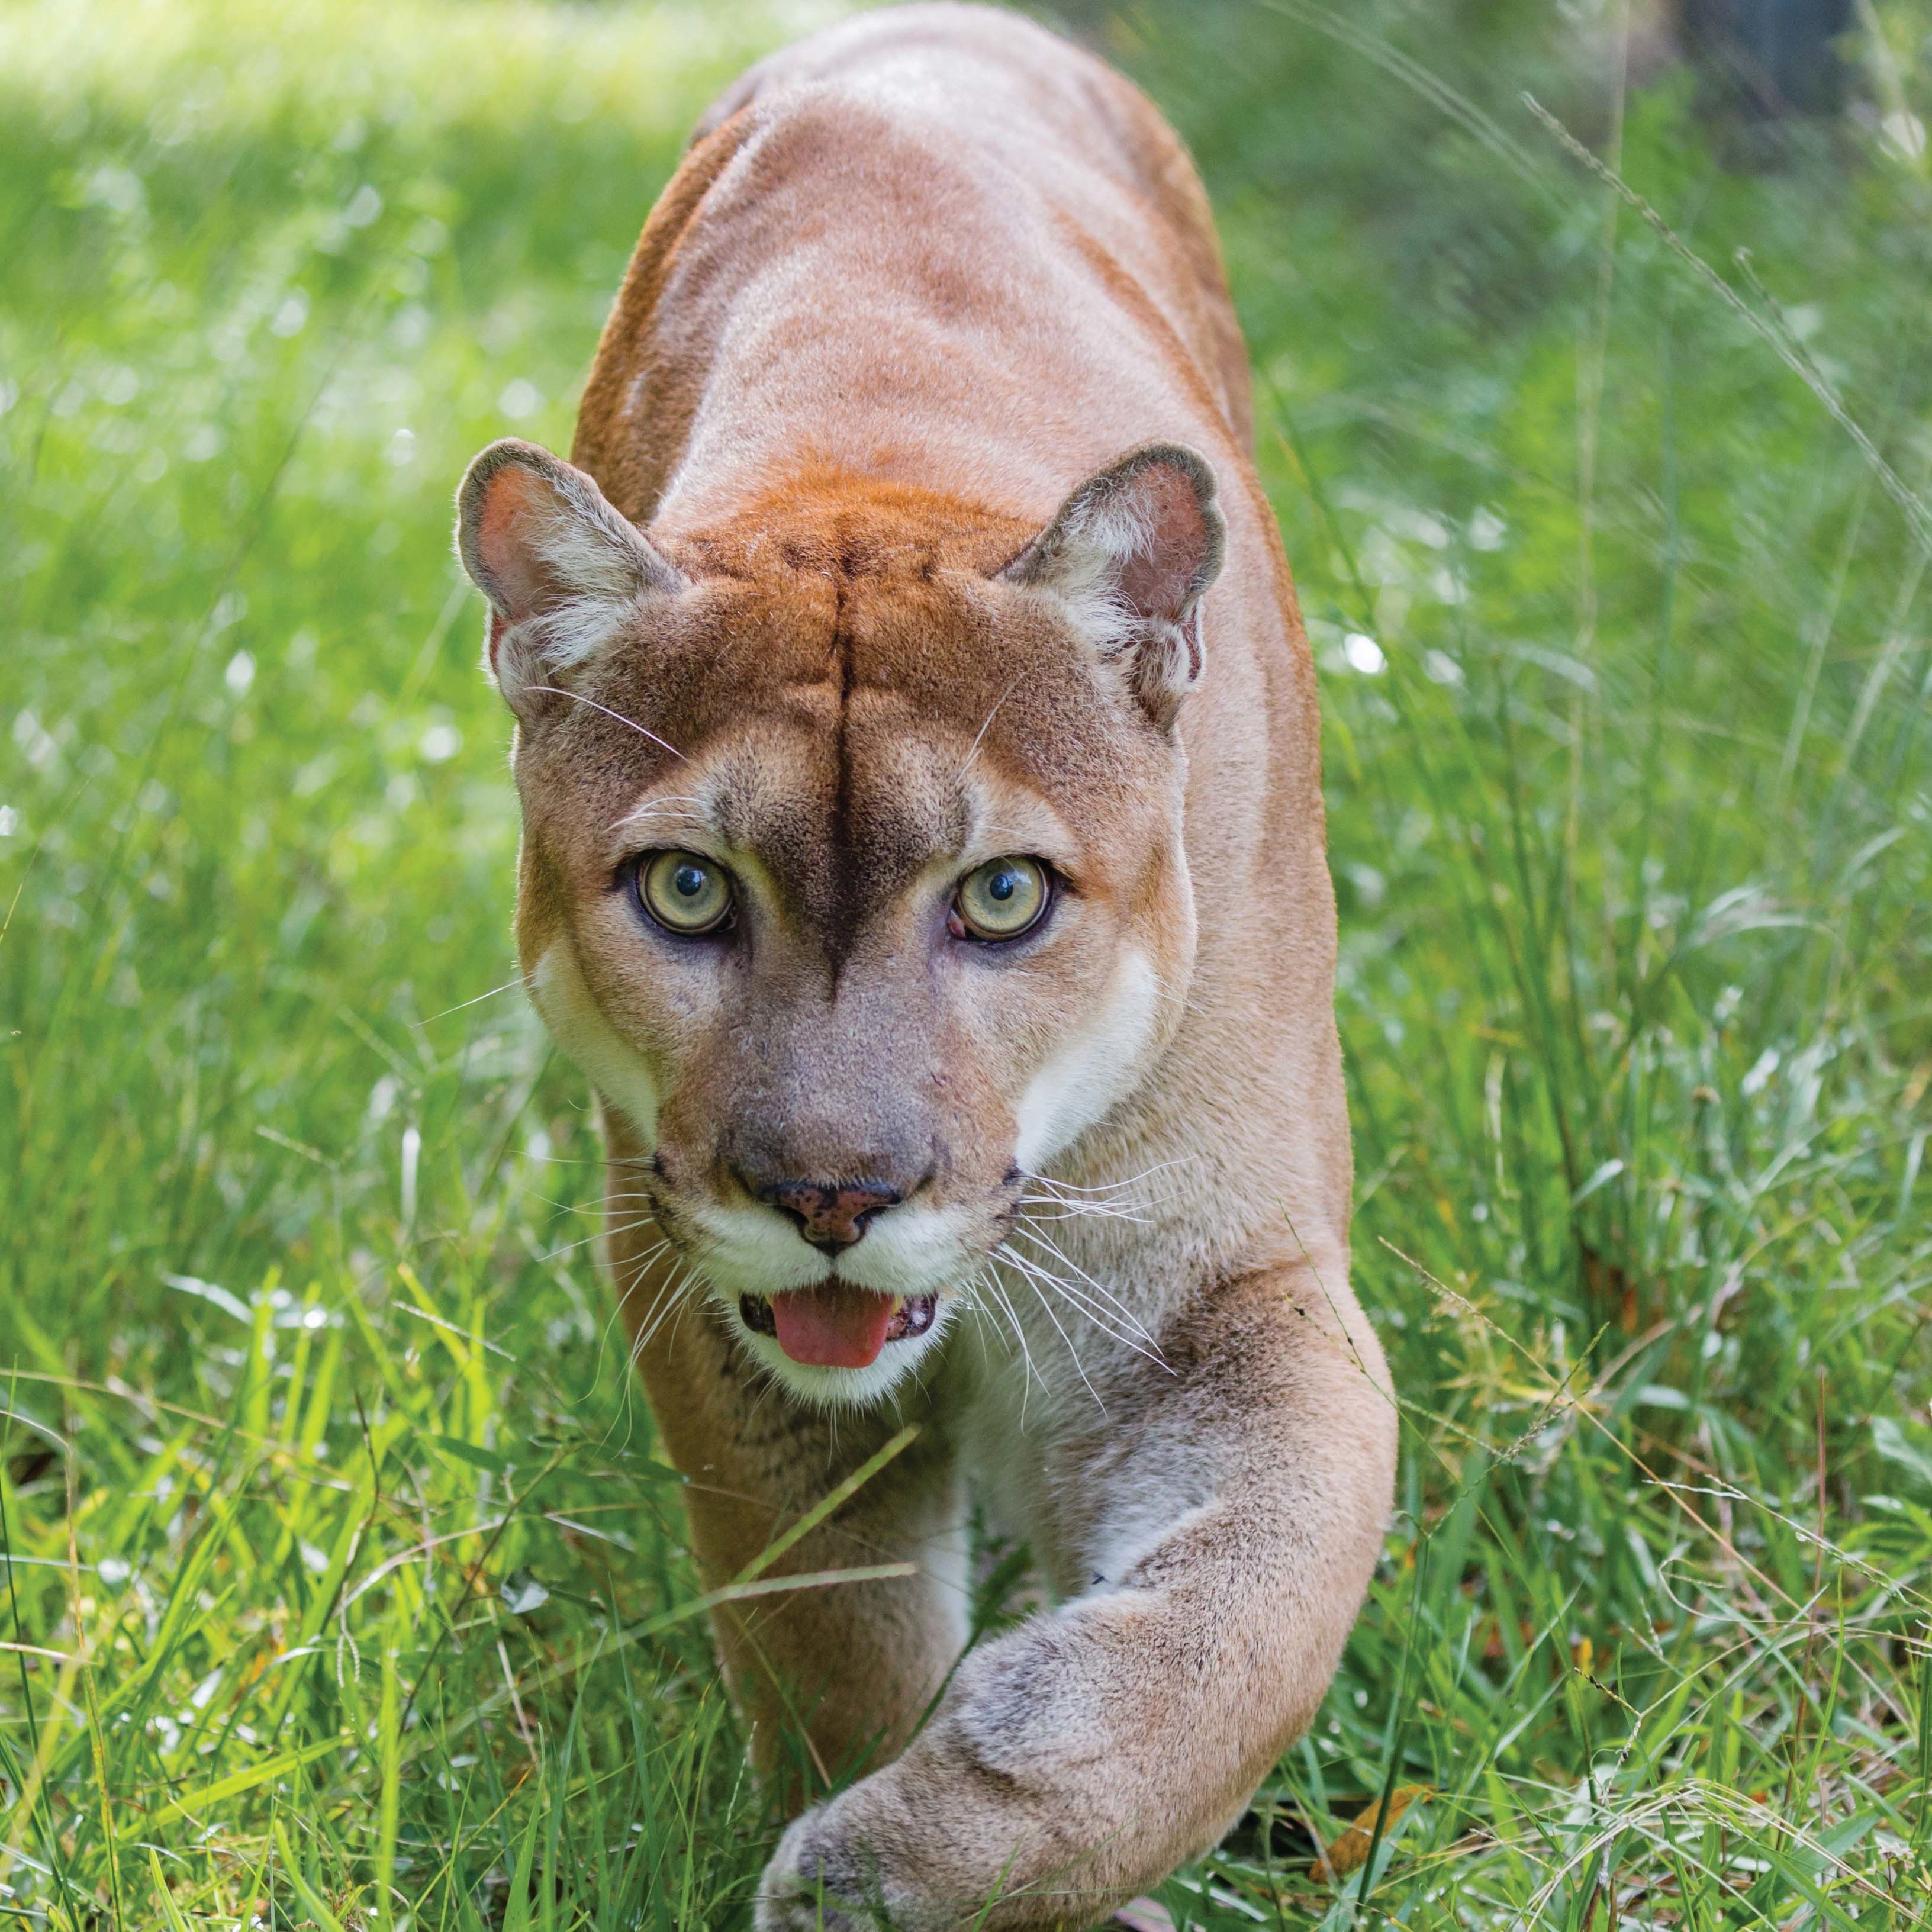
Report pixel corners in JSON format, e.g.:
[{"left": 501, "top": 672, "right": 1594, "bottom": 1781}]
[
  {"left": 644, "top": 1311, "right": 969, "bottom": 1789},
  {"left": 608, "top": 1232, "right": 968, "bottom": 1796},
  {"left": 756, "top": 1266, "right": 1396, "bottom": 1932}
]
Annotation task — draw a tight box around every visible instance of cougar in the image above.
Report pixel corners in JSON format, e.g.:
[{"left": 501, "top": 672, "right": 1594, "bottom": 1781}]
[{"left": 454, "top": 8, "right": 1395, "bottom": 1925}]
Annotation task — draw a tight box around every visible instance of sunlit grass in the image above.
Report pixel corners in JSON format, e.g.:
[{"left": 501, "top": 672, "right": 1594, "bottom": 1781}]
[{"left": 5, "top": 0, "right": 1932, "bottom": 1925}]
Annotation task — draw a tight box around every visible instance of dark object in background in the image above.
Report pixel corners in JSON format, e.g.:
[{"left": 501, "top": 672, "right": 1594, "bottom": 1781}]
[{"left": 1678, "top": 0, "right": 1855, "bottom": 120}]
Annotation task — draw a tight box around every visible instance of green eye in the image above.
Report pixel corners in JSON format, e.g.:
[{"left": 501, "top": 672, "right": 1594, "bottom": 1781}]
[
  {"left": 637, "top": 851, "right": 733, "bottom": 935},
  {"left": 954, "top": 856, "right": 1049, "bottom": 942}
]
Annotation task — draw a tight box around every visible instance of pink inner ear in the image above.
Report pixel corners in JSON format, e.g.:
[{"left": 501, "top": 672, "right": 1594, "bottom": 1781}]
[
  {"left": 476, "top": 465, "right": 553, "bottom": 619},
  {"left": 1115, "top": 463, "right": 1211, "bottom": 623}
]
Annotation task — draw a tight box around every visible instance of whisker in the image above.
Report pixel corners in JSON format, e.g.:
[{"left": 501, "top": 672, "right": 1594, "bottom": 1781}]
[
  {"left": 614, "top": 1237, "right": 672, "bottom": 1281},
  {"left": 961, "top": 1286, "right": 1034, "bottom": 1427},
  {"left": 1006, "top": 1263, "right": 1106, "bottom": 1416},
  {"left": 614, "top": 1260, "right": 684, "bottom": 1383},
  {"left": 629, "top": 1260, "right": 696, "bottom": 1360},
  {"left": 584, "top": 1253, "right": 639, "bottom": 1393},
  {"left": 957, "top": 677, "right": 1020, "bottom": 780},
  {"left": 662, "top": 1271, "right": 703, "bottom": 1353},
  {"left": 610, "top": 796, "right": 710, "bottom": 836},
  {"left": 614, "top": 793, "right": 705, "bottom": 812},
  {"left": 416, "top": 974, "right": 534, "bottom": 1025},
  {"left": 997, "top": 1244, "right": 1169, "bottom": 1373},
  {"left": 1006, "top": 1276, "right": 1154, "bottom": 1370},
  {"left": 990, "top": 1276, "right": 1049, "bottom": 1420},
  {"left": 968, "top": 1267, "right": 1044, "bottom": 1409},
  {"left": 1004, "top": 1223, "right": 1162, "bottom": 1347},
  {"left": 1019, "top": 1192, "right": 1152, "bottom": 1225},
  {"left": 1020, "top": 1157, "right": 1197, "bottom": 1199},
  {"left": 1020, "top": 1180, "right": 1148, "bottom": 1209},
  {"left": 523, "top": 1185, "right": 658, "bottom": 1225},
  {"left": 522, "top": 685, "right": 687, "bottom": 761},
  {"left": 518, "top": 1188, "right": 603, "bottom": 1215},
  {"left": 611, "top": 1244, "right": 674, "bottom": 1323},
  {"left": 597, "top": 1260, "right": 692, "bottom": 1453},
  {"left": 539, "top": 1215, "right": 658, "bottom": 1262}
]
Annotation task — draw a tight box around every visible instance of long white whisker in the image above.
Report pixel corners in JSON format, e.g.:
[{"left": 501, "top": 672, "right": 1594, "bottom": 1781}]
[
  {"left": 1006, "top": 1264, "right": 1106, "bottom": 1416},
  {"left": 1005, "top": 1224, "right": 1161, "bottom": 1345},
  {"left": 970, "top": 1267, "right": 1045, "bottom": 1412},
  {"left": 612, "top": 1242, "right": 674, "bottom": 1334},
  {"left": 541, "top": 1215, "right": 657, "bottom": 1261},
  {"left": 523, "top": 685, "right": 687, "bottom": 760},
  {"left": 1012, "top": 1182, "right": 1144, "bottom": 1213},
  {"left": 1004, "top": 1236, "right": 1151, "bottom": 1344},
  {"left": 1022, "top": 1176, "right": 1184, "bottom": 1218},
  {"left": 1019, "top": 1193, "right": 1152, "bottom": 1225},
  {"left": 995, "top": 1279, "right": 1049, "bottom": 1424},
  {"left": 610, "top": 797, "right": 710, "bottom": 836},
  {"left": 957, "top": 677, "right": 1020, "bottom": 780},
  {"left": 1001, "top": 1245, "right": 1136, "bottom": 1358},
  {"left": 614, "top": 1238, "right": 672, "bottom": 1286},
  {"left": 417, "top": 975, "right": 534, "bottom": 1025},
  {"left": 963, "top": 1288, "right": 1034, "bottom": 1429},
  {"left": 624, "top": 1289, "right": 671, "bottom": 1365},
  {"left": 597, "top": 1259, "right": 693, "bottom": 1454},
  {"left": 613, "top": 793, "right": 704, "bottom": 816},
  {"left": 1020, "top": 1157, "right": 1196, "bottom": 1198},
  {"left": 519, "top": 1189, "right": 601, "bottom": 1215},
  {"left": 584, "top": 1250, "right": 642, "bottom": 1393},
  {"left": 631, "top": 1262, "right": 696, "bottom": 1360},
  {"left": 998, "top": 1245, "right": 1169, "bottom": 1373},
  {"left": 662, "top": 1270, "right": 704, "bottom": 1354},
  {"left": 981, "top": 1267, "right": 1058, "bottom": 1422}
]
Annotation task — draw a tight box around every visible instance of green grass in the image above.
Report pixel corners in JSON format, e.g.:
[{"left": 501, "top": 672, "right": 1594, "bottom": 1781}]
[{"left": 5, "top": 0, "right": 1932, "bottom": 1924}]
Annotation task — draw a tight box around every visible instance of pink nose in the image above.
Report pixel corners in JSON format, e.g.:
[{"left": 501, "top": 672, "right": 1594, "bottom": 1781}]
[{"left": 764, "top": 1180, "right": 900, "bottom": 1251}]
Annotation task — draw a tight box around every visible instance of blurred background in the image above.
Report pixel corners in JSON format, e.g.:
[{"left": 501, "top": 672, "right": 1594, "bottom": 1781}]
[{"left": 4, "top": 1, "right": 1932, "bottom": 1925}]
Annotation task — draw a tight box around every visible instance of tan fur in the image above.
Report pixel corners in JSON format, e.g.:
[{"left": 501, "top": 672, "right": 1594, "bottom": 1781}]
[{"left": 453, "top": 8, "right": 1395, "bottom": 1927}]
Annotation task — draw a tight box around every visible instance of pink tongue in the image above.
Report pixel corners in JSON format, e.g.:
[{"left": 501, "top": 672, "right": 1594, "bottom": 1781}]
[{"left": 770, "top": 1286, "right": 897, "bottom": 1368}]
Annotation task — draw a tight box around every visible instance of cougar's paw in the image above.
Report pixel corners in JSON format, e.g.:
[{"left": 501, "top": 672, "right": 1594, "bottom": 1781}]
[{"left": 755, "top": 1801, "right": 904, "bottom": 1932}]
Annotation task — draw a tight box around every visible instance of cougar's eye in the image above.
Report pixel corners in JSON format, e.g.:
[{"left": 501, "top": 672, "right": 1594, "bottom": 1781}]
[
  {"left": 952, "top": 856, "right": 1049, "bottom": 942},
  {"left": 636, "top": 850, "right": 733, "bottom": 936}
]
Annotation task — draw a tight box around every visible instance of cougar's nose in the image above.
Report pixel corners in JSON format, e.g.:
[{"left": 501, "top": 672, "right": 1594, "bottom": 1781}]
[{"left": 762, "top": 1178, "right": 901, "bottom": 1251}]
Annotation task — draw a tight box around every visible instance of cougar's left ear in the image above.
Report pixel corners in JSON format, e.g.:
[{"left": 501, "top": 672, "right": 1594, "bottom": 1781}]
[
  {"left": 1002, "top": 443, "right": 1225, "bottom": 730},
  {"left": 455, "top": 438, "right": 685, "bottom": 722}
]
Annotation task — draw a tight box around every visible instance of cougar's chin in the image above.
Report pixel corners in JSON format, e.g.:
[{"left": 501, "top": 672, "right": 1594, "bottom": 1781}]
[
  {"left": 688, "top": 1197, "right": 984, "bottom": 1407},
  {"left": 728, "top": 1288, "right": 957, "bottom": 1409}
]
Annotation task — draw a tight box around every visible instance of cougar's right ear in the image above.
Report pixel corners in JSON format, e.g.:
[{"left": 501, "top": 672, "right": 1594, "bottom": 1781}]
[
  {"left": 1002, "top": 443, "right": 1224, "bottom": 732},
  {"left": 455, "top": 439, "right": 684, "bottom": 720}
]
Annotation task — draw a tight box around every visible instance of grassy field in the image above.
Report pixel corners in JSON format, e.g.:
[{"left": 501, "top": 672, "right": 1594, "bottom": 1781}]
[{"left": 5, "top": 0, "right": 1932, "bottom": 1924}]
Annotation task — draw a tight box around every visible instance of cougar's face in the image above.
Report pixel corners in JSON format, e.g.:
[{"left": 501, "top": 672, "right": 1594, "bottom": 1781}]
[
  {"left": 519, "top": 572, "right": 1189, "bottom": 1404},
  {"left": 458, "top": 446, "right": 1221, "bottom": 1406}
]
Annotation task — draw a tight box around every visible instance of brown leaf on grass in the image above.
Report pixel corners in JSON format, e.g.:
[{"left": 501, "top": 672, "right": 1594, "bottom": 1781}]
[
  {"left": 1580, "top": 1245, "right": 1641, "bottom": 1334},
  {"left": 1313, "top": 1785, "right": 1431, "bottom": 1882},
  {"left": 1109, "top": 1899, "right": 1176, "bottom": 1932}
]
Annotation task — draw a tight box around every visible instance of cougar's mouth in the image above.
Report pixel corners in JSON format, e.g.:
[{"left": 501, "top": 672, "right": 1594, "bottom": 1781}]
[{"left": 738, "top": 1287, "right": 939, "bottom": 1368}]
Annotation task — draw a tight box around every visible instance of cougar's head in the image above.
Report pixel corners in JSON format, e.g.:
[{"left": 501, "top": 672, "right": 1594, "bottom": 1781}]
[{"left": 455, "top": 440, "right": 1223, "bottom": 1405}]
